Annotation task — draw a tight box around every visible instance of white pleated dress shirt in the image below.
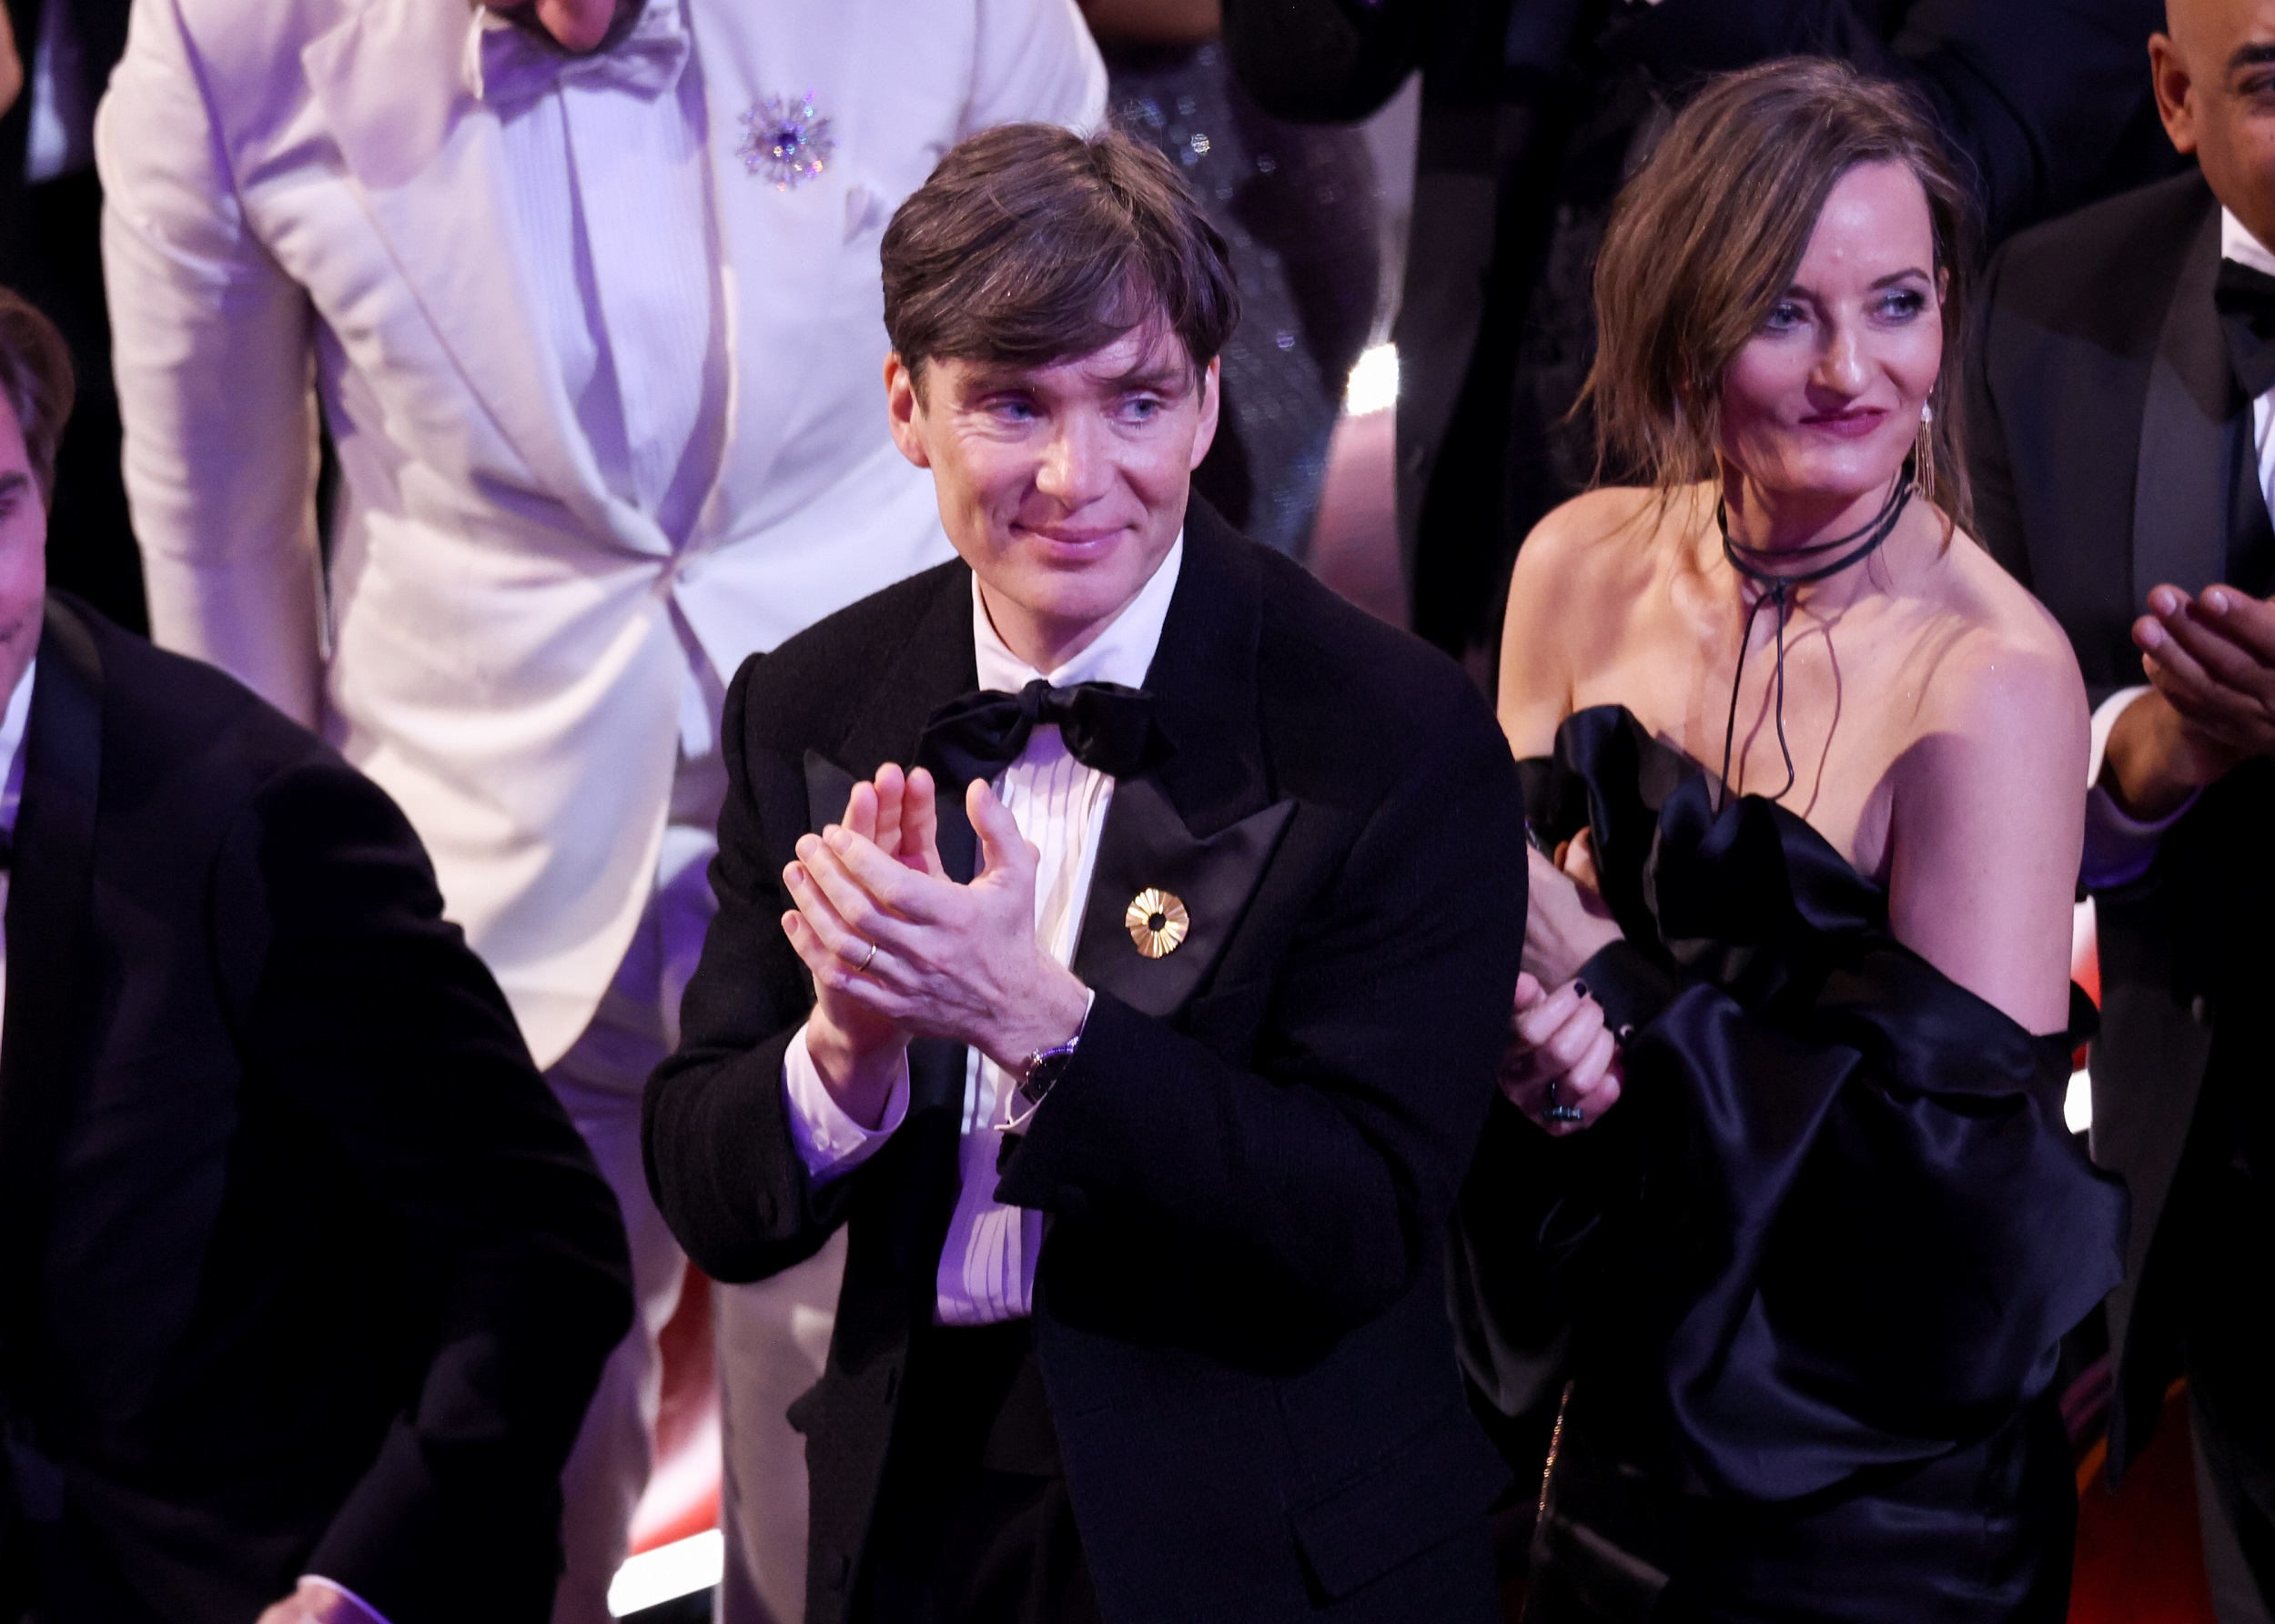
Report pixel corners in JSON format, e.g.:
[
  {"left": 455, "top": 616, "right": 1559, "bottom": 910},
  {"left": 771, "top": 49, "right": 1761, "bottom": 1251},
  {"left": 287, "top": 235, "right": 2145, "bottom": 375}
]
[
  {"left": 2081, "top": 208, "right": 2275, "bottom": 887},
  {"left": 783, "top": 536, "right": 1185, "bottom": 1325}
]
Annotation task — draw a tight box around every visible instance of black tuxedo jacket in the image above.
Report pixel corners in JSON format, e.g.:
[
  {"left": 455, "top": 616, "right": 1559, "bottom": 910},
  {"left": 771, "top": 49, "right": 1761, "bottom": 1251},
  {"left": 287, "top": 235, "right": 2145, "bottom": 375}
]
[
  {"left": 1967, "top": 169, "right": 2275, "bottom": 1479},
  {"left": 645, "top": 505, "right": 1528, "bottom": 1624},
  {"left": 0, "top": 598, "right": 633, "bottom": 1622}
]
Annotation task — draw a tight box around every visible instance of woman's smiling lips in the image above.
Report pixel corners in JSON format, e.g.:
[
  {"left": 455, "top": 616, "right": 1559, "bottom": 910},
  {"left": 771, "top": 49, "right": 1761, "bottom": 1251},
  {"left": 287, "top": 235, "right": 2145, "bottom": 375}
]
[{"left": 1796, "top": 406, "right": 1889, "bottom": 441}]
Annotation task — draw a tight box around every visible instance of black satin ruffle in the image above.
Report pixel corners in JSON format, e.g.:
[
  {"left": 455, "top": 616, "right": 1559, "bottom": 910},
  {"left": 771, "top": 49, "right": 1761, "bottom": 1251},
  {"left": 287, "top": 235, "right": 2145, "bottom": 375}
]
[{"left": 1487, "top": 705, "right": 2127, "bottom": 1620}]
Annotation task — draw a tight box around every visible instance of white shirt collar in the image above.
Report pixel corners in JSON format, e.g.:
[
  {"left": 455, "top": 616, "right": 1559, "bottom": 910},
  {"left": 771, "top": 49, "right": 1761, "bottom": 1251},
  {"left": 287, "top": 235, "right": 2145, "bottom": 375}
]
[
  {"left": 971, "top": 532, "right": 1184, "bottom": 695},
  {"left": 0, "top": 657, "right": 35, "bottom": 840},
  {"left": 2222, "top": 207, "right": 2275, "bottom": 279}
]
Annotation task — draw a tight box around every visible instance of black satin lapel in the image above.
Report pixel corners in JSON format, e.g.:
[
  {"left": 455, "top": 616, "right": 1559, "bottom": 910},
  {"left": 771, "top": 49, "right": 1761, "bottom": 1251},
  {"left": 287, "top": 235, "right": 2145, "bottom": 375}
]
[
  {"left": 2136, "top": 205, "right": 2237, "bottom": 608},
  {"left": 1144, "top": 499, "right": 1270, "bottom": 838},
  {"left": 1072, "top": 776, "right": 1295, "bottom": 1017},
  {"left": 0, "top": 600, "right": 103, "bottom": 1392}
]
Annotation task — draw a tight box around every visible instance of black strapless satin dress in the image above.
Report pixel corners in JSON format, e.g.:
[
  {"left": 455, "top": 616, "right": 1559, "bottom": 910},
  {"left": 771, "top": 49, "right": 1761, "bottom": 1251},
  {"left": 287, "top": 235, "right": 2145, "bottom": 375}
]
[{"left": 1454, "top": 706, "right": 2128, "bottom": 1624}]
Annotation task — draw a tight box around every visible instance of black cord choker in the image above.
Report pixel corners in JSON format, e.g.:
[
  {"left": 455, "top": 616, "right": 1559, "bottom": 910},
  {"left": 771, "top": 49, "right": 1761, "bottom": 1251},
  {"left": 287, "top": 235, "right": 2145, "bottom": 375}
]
[{"left": 1715, "top": 462, "right": 1915, "bottom": 806}]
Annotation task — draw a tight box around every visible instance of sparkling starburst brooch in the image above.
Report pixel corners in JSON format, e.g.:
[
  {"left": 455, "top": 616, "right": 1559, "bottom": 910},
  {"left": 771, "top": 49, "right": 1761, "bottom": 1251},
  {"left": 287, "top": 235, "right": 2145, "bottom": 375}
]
[{"left": 737, "top": 92, "right": 835, "bottom": 190}]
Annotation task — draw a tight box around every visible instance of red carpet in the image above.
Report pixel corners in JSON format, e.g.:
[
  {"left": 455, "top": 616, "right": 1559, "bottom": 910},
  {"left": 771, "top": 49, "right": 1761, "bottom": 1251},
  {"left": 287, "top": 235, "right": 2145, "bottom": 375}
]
[{"left": 2071, "top": 1383, "right": 2218, "bottom": 1624}]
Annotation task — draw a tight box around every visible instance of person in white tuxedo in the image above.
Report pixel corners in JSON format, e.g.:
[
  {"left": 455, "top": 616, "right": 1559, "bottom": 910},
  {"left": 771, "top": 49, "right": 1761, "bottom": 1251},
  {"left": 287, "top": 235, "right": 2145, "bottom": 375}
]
[{"left": 92, "top": 0, "right": 1104, "bottom": 1617}]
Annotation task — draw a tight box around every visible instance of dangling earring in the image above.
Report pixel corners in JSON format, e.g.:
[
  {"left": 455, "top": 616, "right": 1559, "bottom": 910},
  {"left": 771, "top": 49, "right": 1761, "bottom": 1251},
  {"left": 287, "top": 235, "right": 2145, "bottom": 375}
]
[{"left": 1915, "top": 399, "right": 1936, "bottom": 509}]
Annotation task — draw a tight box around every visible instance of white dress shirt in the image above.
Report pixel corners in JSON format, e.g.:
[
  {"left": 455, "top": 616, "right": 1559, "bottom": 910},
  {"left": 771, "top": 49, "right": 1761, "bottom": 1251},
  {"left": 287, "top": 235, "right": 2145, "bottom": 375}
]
[
  {"left": 2078, "top": 207, "right": 2275, "bottom": 889},
  {"left": 0, "top": 660, "right": 35, "bottom": 1054},
  {"left": 782, "top": 536, "right": 1186, "bottom": 1325}
]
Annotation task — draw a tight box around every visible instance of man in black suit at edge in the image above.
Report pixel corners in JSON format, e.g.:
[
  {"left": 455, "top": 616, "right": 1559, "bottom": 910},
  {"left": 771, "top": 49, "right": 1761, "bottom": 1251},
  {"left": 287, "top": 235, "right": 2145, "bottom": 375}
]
[
  {"left": 1967, "top": 1, "right": 2275, "bottom": 1617},
  {"left": 0, "top": 287, "right": 634, "bottom": 1622},
  {"left": 642, "top": 125, "right": 1527, "bottom": 1624}
]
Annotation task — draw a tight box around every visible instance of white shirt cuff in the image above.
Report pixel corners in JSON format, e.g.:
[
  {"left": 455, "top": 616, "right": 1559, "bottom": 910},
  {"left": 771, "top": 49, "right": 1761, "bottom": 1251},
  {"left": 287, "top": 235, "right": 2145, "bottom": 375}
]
[
  {"left": 299, "top": 1578, "right": 391, "bottom": 1624},
  {"left": 782, "top": 1023, "right": 909, "bottom": 1184},
  {"left": 2082, "top": 686, "right": 2197, "bottom": 890}
]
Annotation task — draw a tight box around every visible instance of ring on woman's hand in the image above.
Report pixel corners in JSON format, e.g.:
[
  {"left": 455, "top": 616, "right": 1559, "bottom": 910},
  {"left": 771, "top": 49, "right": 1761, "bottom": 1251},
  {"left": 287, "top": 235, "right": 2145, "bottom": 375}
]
[
  {"left": 1544, "top": 1077, "right": 1585, "bottom": 1125},
  {"left": 855, "top": 941, "right": 878, "bottom": 973}
]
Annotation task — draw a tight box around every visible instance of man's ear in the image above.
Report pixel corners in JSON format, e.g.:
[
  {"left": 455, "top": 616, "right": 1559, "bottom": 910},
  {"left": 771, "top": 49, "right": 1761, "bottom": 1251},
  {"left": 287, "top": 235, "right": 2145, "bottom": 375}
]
[
  {"left": 884, "top": 353, "right": 933, "bottom": 470},
  {"left": 2149, "top": 32, "right": 2200, "bottom": 155},
  {"left": 1187, "top": 355, "right": 1221, "bottom": 472}
]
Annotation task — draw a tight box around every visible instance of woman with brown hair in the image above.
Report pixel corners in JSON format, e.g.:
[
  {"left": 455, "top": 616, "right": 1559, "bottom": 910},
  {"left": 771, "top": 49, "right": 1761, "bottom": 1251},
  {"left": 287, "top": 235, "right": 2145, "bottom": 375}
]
[{"left": 1455, "top": 59, "right": 2126, "bottom": 1620}]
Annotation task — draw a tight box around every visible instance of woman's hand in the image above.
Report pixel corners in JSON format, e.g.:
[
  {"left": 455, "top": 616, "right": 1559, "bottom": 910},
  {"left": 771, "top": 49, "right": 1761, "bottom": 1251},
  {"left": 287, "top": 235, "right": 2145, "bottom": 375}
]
[
  {"left": 1499, "top": 973, "right": 1623, "bottom": 1135},
  {"left": 1523, "top": 827, "right": 1622, "bottom": 986}
]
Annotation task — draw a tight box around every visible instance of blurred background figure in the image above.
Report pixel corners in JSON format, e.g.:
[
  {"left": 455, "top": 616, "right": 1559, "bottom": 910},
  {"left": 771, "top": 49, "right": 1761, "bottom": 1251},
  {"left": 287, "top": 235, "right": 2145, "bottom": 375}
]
[
  {"left": 1968, "top": 0, "right": 2275, "bottom": 1617},
  {"left": 0, "top": 0, "right": 139, "bottom": 631},
  {"left": 1223, "top": 0, "right": 2188, "bottom": 677},
  {"left": 0, "top": 286, "right": 632, "bottom": 1624},
  {"left": 1080, "top": 0, "right": 1384, "bottom": 557},
  {"left": 94, "top": 0, "right": 1103, "bottom": 1619}
]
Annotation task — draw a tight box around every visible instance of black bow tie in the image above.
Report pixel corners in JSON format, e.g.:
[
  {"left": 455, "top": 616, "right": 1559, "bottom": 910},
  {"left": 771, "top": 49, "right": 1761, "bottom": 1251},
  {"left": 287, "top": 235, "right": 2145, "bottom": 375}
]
[
  {"left": 915, "top": 679, "right": 1163, "bottom": 790},
  {"left": 2216, "top": 257, "right": 2275, "bottom": 398}
]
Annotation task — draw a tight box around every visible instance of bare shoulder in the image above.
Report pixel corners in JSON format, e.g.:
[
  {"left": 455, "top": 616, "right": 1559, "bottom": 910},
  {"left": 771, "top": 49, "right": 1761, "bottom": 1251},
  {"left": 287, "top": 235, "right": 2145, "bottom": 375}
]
[
  {"left": 1500, "top": 486, "right": 1681, "bottom": 754},
  {"left": 1914, "top": 526, "right": 2088, "bottom": 748}
]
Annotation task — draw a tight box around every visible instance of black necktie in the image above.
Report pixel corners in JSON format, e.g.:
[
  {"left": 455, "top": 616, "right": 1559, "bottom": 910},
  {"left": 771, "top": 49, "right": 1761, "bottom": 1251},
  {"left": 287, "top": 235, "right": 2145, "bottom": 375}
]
[
  {"left": 2216, "top": 257, "right": 2275, "bottom": 399},
  {"left": 915, "top": 679, "right": 1163, "bottom": 791}
]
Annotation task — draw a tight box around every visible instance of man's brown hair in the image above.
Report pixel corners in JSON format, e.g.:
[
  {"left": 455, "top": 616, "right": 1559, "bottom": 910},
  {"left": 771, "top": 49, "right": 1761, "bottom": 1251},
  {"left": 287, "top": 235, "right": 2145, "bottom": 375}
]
[
  {"left": 881, "top": 124, "right": 1239, "bottom": 388},
  {"left": 1583, "top": 58, "right": 1977, "bottom": 527},
  {"left": 0, "top": 289, "right": 73, "bottom": 506}
]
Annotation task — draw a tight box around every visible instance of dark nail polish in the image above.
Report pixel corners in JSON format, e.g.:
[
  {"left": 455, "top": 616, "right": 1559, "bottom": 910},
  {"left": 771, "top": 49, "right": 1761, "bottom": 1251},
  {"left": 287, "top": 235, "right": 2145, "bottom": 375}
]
[{"left": 1572, "top": 980, "right": 1590, "bottom": 1000}]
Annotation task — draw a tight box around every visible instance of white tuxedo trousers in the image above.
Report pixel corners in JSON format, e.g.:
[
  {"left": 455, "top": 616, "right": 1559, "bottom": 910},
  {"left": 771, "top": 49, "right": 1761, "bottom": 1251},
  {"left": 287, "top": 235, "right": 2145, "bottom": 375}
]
[{"left": 541, "top": 754, "right": 844, "bottom": 1624}]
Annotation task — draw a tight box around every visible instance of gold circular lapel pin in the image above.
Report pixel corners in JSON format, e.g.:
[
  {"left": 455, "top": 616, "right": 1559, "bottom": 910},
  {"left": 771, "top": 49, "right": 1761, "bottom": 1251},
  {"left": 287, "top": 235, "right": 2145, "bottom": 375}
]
[{"left": 1125, "top": 889, "right": 1189, "bottom": 959}]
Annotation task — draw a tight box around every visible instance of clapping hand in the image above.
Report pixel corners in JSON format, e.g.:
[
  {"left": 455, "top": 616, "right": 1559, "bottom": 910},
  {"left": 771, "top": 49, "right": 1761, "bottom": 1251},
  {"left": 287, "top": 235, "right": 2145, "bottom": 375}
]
[
  {"left": 780, "top": 764, "right": 944, "bottom": 1126},
  {"left": 2110, "top": 584, "right": 2275, "bottom": 816},
  {"left": 1500, "top": 973, "right": 1623, "bottom": 1135},
  {"left": 782, "top": 772, "right": 1088, "bottom": 1116}
]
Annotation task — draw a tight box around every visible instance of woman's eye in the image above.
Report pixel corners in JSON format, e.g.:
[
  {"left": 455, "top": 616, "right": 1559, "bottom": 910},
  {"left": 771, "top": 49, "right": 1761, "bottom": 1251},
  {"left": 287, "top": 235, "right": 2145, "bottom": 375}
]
[
  {"left": 1877, "top": 288, "right": 1928, "bottom": 321},
  {"left": 1762, "top": 301, "right": 1805, "bottom": 332}
]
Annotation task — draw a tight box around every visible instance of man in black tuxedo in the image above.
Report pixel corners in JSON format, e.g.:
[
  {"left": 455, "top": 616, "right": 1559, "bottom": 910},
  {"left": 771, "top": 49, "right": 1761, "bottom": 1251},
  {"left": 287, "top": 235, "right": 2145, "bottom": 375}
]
[
  {"left": 1221, "top": 0, "right": 2183, "bottom": 666},
  {"left": 0, "top": 289, "right": 634, "bottom": 1622},
  {"left": 643, "top": 125, "right": 1527, "bottom": 1624},
  {"left": 1967, "top": 1, "right": 2275, "bottom": 1615}
]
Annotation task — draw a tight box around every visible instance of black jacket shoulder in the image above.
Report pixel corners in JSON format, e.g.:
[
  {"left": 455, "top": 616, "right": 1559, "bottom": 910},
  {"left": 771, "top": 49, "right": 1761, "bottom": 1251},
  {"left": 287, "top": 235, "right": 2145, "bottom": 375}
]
[
  {"left": 1247, "top": 541, "right": 1507, "bottom": 793},
  {"left": 729, "top": 560, "right": 966, "bottom": 748},
  {"left": 67, "top": 593, "right": 341, "bottom": 803},
  {"left": 1985, "top": 168, "right": 2213, "bottom": 352}
]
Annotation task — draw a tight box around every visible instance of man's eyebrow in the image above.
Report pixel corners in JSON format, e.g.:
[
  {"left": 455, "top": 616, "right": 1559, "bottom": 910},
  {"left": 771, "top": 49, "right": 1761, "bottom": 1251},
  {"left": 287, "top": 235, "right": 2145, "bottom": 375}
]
[
  {"left": 1098, "top": 362, "right": 1188, "bottom": 391},
  {"left": 2231, "top": 41, "right": 2275, "bottom": 71}
]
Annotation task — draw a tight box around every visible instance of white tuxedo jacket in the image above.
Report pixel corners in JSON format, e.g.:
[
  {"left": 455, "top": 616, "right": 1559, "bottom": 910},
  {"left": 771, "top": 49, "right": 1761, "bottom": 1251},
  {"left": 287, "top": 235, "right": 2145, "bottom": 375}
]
[{"left": 96, "top": 0, "right": 1104, "bottom": 1065}]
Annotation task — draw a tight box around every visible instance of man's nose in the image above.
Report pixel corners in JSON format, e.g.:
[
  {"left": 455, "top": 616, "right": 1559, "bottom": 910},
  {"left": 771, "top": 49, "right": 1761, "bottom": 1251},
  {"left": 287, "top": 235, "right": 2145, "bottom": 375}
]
[{"left": 1035, "top": 418, "right": 1114, "bottom": 506}]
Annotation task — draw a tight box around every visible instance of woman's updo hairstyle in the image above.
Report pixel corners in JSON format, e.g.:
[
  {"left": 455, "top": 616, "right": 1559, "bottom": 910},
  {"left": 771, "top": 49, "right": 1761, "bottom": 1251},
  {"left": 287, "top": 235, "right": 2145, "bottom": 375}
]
[{"left": 1583, "top": 57, "right": 1977, "bottom": 527}]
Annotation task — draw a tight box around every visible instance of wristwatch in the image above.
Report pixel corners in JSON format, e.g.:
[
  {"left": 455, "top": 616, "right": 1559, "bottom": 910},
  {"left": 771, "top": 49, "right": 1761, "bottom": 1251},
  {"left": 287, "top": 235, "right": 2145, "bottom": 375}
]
[{"left": 1018, "top": 1033, "right": 1082, "bottom": 1108}]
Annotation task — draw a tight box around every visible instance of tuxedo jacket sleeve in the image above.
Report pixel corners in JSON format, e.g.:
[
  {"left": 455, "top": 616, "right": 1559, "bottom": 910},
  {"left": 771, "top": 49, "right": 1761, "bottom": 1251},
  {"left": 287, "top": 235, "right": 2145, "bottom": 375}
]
[
  {"left": 96, "top": 0, "right": 325, "bottom": 726},
  {"left": 211, "top": 757, "right": 636, "bottom": 1617}
]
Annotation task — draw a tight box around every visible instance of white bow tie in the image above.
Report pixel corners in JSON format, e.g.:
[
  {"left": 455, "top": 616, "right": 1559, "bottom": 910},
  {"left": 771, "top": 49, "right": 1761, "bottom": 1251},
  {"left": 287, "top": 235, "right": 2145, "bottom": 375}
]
[{"left": 466, "top": 0, "right": 690, "bottom": 112}]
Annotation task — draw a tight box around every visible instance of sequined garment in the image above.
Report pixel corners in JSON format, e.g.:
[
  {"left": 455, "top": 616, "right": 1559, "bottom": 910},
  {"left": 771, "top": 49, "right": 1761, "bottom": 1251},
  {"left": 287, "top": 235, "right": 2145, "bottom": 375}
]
[{"left": 1105, "top": 41, "right": 1380, "bottom": 559}]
